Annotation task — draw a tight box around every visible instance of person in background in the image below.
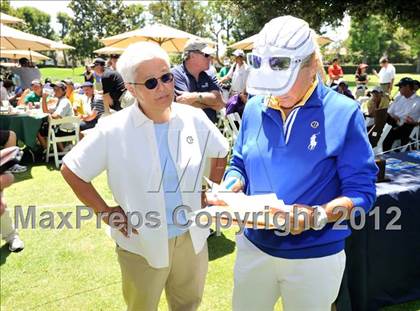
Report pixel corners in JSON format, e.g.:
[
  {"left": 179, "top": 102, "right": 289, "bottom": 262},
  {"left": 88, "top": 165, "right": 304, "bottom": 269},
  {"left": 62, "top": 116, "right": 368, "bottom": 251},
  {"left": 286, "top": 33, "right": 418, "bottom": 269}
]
[
  {"left": 108, "top": 54, "right": 120, "bottom": 71},
  {"left": 355, "top": 63, "right": 369, "bottom": 99},
  {"left": 91, "top": 57, "right": 126, "bottom": 114},
  {"left": 384, "top": 77, "right": 420, "bottom": 151},
  {"left": 219, "top": 49, "right": 249, "bottom": 98},
  {"left": 327, "top": 57, "right": 343, "bottom": 87},
  {"left": 172, "top": 38, "right": 227, "bottom": 184},
  {"left": 17, "top": 79, "right": 43, "bottom": 106},
  {"left": 1, "top": 79, "right": 21, "bottom": 106},
  {"left": 1, "top": 171, "right": 25, "bottom": 252},
  {"left": 332, "top": 79, "right": 355, "bottom": 99},
  {"left": 83, "top": 65, "right": 95, "bottom": 83},
  {"left": 37, "top": 81, "right": 75, "bottom": 151},
  {"left": 10, "top": 57, "right": 41, "bottom": 90},
  {"left": 372, "top": 57, "right": 396, "bottom": 95},
  {"left": 0, "top": 130, "right": 27, "bottom": 173},
  {"left": 78, "top": 82, "right": 104, "bottom": 131},
  {"left": 367, "top": 86, "right": 390, "bottom": 116},
  {"left": 218, "top": 58, "right": 231, "bottom": 79}
]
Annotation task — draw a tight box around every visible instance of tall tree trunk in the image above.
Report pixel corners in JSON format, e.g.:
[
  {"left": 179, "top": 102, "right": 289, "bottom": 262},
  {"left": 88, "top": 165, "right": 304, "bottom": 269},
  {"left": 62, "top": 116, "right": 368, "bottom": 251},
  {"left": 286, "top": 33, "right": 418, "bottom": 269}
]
[
  {"left": 63, "top": 50, "right": 68, "bottom": 67},
  {"left": 416, "top": 52, "right": 420, "bottom": 73}
]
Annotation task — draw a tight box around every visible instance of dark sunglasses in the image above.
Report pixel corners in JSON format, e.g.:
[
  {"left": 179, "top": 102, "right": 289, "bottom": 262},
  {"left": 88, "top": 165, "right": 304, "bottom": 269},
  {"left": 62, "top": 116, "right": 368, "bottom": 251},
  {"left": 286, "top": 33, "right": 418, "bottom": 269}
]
[
  {"left": 130, "top": 72, "right": 174, "bottom": 90},
  {"left": 194, "top": 51, "right": 211, "bottom": 58}
]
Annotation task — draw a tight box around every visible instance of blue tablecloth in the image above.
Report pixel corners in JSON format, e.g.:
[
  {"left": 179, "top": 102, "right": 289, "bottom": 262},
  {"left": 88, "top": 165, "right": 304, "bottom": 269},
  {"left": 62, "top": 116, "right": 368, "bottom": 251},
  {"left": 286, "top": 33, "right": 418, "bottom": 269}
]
[{"left": 337, "top": 152, "right": 420, "bottom": 311}]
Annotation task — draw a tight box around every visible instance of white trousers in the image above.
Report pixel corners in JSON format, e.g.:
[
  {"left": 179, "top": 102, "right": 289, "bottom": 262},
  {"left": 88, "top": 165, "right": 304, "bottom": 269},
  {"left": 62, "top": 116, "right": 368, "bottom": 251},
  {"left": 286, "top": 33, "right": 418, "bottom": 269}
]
[{"left": 233, "top": 234, "right": 345, "bottom": 311}]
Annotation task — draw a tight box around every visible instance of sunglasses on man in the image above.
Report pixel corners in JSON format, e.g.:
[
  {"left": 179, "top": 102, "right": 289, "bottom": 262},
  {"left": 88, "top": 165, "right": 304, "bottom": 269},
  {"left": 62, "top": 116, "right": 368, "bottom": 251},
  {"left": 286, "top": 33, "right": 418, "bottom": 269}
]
[{"left": 130, "top": 72, "right": 174, "bottom": 90}]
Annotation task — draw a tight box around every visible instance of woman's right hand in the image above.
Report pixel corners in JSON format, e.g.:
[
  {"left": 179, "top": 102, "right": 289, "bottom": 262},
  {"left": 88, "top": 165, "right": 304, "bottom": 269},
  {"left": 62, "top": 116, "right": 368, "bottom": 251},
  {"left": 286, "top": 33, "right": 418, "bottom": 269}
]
[{"left": 101, "top": 206, "right": 138, "bottom": 237}]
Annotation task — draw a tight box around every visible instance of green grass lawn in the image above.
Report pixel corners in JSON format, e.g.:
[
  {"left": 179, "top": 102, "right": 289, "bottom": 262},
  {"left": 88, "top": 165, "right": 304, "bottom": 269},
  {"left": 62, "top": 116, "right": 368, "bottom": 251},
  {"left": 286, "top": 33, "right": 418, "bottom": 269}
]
[
  {"left": 1, "top": 163, "right": 420, "bottom": 310},
  {"left": 39, "top": 67, "right": 85, "bottom": 84}
]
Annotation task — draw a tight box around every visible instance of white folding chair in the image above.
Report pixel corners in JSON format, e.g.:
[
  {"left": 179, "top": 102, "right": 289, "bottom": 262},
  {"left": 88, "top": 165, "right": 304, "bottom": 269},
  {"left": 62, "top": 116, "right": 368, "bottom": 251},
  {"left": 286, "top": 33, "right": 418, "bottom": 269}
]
[
  {"left": 226, "top": 112, "right": 241, "bottom": 139},
  {"left": 45, "top": 116, "right": 81, "bottom": 168},
  {"left": 401, "top": 126, "right": 419, "bottom": 152},
  {"left": 373, "top": 123, "right": 392, "bottom": 155}
]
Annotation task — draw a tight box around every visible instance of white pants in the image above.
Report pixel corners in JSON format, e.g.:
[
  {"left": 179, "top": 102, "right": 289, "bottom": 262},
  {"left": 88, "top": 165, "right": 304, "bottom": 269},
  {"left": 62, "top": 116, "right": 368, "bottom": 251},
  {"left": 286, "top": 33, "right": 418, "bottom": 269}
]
[
  {"left": 0, "top": 209, "right": 17, "bottom": 241},
  {"left": 233, "top": 234, "right": 345, "bottom": 311}
]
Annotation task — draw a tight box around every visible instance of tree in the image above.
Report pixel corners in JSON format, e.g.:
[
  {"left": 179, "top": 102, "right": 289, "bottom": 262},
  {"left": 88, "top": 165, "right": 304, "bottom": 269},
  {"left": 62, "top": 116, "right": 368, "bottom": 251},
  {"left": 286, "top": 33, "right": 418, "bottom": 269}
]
[
  {"left": 14, "top": 6, "right": 55, "bottom": 40},
  {"left": 229, "top": 0, "right": 349, "bottom": 40},
  {"left": 67, "top": 0, "right": 146, "bottom": 62},
  {"left": 148, "top": 0, "right": 210, "bottom": 38},
  {"left": 57, "top": 12, "right": 73, "bottom": 66},
  {"left": 347, "top": 15, "right": 419, "bottom": 66},
  {"left": 207, "top": 1, "right": 239, "bottom": 44},
  {"left": 0, "top": 0, "right": 14, "bottom": 14}
]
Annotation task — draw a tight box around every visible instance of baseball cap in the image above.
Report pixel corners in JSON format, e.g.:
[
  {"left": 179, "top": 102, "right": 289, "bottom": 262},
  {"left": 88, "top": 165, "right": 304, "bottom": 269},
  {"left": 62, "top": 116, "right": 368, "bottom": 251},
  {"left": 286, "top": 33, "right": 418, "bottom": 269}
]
[
  {"left": 31, "top": 79, "right": 42, "bottom": 86},
  {"left": 232, "top": 49, "right": 245, "bottom": 57},
  {"left": 379, "top": 56, "right": 388, "bottom": 64},
  {"left": 246, "top": 15, "right": 317, "bottom": 96},
  {"left": 50, "top": 81, "right": 67, "bottom": 91},
  {"left": 395, "top": 77, "right": 414, "bottom": 87},
  {"left": 92, "top": 57, "right": 106, "bottom": 67},
  {"left": 337, "top": 78, "right": 348, "bottom": 86},
  {"left": 359, "top": 63, "right": 368, "bottom": 69},
  {"left": 371, "top": 86, "right": 383, "bottom": 93},
  {"left": 80, "top": 81, "right": 94, "bottom": 88},
  {"left": 62, "top": 79, "right": 74, "bottom": 86},
  {"left": 183, "top": 38, "right": 215, "bottom": 55}
]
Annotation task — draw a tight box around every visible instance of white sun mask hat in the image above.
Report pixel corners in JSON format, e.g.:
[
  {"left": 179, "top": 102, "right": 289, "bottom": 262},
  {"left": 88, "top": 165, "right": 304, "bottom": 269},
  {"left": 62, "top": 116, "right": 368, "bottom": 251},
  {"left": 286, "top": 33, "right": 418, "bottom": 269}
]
[{"left": 246, "top": 15, "right": 317, "bottom": 96}]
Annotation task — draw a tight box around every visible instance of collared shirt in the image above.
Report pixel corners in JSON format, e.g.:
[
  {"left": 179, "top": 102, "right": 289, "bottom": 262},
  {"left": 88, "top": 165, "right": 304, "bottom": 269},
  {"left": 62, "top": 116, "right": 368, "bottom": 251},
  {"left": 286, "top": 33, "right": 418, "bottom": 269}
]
[
  {"left": 63, "top": 102, "right": 229, "bottom": 268},
  {"left": 225, "top": 82, "right": 377, "bottom": 259},
  {"left": 378, "top": 64, "right": 396, "bottom": 84},
  {"left": 388, "top": 93, "right": 420, "bottom": 122},
  {"left": 24, "top": 91, "right": 42, "bottom": 104},
  {"left": 11, "top": 67, "right": 41, "bottom": 89},
  {"left": 54, "top": 97, "right": 75, "bottom": 131},
  {"left": 327, "top": 64, "right": 343, "bottom": 80},
  {"left": 227, "top": 63, "right": 249, "bottom": 93},
  {"left": 172, "top": 62, "right": 221, "bottom": 123}
]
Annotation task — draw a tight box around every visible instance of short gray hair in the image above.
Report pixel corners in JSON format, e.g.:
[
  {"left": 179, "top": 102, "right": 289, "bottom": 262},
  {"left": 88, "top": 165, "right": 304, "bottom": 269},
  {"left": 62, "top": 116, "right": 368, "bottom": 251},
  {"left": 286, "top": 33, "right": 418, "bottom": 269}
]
[{"left": 117, "top": 42, "right": 171, "bottom": 83}]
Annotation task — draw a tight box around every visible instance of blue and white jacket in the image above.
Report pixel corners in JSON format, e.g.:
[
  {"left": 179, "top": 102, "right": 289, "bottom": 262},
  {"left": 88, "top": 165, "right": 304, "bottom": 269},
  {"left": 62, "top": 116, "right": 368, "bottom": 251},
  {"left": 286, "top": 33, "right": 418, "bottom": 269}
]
[{"left": 225, "top": 81, "right": 378, "bottom": 259}]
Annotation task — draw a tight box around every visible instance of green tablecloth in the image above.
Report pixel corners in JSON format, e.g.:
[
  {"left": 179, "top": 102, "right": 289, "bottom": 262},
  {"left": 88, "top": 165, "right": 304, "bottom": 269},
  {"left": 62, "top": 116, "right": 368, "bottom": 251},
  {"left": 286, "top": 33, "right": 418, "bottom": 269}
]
[{"left": 0, "top": 112, "right": 47, "bottom": 150}]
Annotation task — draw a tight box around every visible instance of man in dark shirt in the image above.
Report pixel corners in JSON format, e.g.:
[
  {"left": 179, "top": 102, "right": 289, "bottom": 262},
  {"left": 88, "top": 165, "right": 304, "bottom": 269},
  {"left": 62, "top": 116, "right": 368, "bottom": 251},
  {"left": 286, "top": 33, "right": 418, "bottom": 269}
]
[
  {"left": 91, "top": 58, "right": 125, "bottom": 113},
  {"left": 172, "top": 38, "right": 226, "bottom": 184},
  {"left": 172, "top": 38, "right": 225, "bottom": 123}
]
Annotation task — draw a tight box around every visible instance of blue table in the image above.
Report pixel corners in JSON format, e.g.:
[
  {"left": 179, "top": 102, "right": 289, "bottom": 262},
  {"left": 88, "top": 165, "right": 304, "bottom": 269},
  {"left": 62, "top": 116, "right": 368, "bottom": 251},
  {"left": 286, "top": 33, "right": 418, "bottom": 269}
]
[{"left": 337, "top": 152, "right": 420, "bottom": 311}]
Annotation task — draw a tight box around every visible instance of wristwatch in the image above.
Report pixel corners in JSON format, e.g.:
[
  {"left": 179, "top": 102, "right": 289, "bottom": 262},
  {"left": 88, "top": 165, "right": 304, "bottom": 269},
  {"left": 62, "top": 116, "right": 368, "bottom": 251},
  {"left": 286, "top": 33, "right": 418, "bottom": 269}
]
[{"left": 311, "top": 205, "right": 328, "bottom": 230}]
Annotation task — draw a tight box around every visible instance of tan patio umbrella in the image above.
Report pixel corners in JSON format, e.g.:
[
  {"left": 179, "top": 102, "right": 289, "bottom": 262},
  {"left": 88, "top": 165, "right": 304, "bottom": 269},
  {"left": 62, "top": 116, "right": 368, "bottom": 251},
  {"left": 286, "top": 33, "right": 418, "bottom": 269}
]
[
  {"left": 0, "top": 49, "right": 50, "bottom": 61},
  {"left": 94, "top": 46, "right": 125, "bottom": 55},
  {"left": 0, "top": 24, "right": 75, "bottom": 51},
  {"left": 101, "top": 23, "right": 213, "bottom": 53},
  {"left": 0, "top": 12, "right": 24, "bottom": 25},
  {"left": 229, "top": 34, "right": 333, "bottom": 50}
]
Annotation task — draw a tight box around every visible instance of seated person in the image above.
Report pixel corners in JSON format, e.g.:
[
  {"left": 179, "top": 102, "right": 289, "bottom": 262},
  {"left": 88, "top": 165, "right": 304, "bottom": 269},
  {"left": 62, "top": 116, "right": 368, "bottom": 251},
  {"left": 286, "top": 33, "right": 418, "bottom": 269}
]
[
  {"left": 366, "top": 86, "right": 390, "bottom": 117},
  {"left": 17, "top": 79, "right": 44, "bottom": 106},
  {"left": 62, "top": 79, "right": 82, "bottom": 115},
  {"left": 0, "top": 130, "right": 27, "bottom": 173},
  {"left": 0, "top": 79, "right": 21, "bottom": 106},
  {"left": 332, "top": 79, "right": 355, "bottom": 99},
  {"left": 37, "top": 81, "right": 75, "bottom": 151},
  {"left": 384, "top": 77, "right": 420, "bottom": 151},
  {"left": 78, "top": 82, "right": 104, "bottom": 131}
]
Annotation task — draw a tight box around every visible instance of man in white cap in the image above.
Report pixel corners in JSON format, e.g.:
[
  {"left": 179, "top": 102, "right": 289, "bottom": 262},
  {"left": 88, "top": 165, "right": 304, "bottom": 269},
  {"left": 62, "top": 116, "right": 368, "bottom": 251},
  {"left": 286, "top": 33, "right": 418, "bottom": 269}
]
[
  {"left": 211, "top": 15, "right": 378, "bottom": 310},
  {"left": 220, "top": 49, "right": 249, "bottom": 98}
]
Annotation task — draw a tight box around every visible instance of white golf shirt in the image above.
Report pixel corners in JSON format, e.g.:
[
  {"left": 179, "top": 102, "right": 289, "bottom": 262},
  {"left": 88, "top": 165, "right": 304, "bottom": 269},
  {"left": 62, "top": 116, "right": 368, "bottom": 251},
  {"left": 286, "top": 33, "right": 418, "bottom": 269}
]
[
  {"left": 63, "top": 102, "right": 229, "bottom": 268},
  {"left": 228, "top": 63, "right": 249, "bottom": 94},
  {"left": 388, "top": 93, "right": 420, "bottom": 122},
  {"left": 378, "top": 64, "right": 396, "bottom": 84}
]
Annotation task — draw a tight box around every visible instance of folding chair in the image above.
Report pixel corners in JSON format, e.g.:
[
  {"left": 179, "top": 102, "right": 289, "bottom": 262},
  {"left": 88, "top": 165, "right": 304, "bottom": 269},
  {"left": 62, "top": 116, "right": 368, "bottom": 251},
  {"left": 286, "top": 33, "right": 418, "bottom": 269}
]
[
  {"left": 373, "top": 123, "right": 392, "bottom": 155},
  {"left": 401, "top": 126, "right": 419, "bottom": 152},
  {"left": 45, "top": 116, "right": 81, "bottom": 168},
  {"left": 226, "top": 112, "right": 241, "bottom": 139}
]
